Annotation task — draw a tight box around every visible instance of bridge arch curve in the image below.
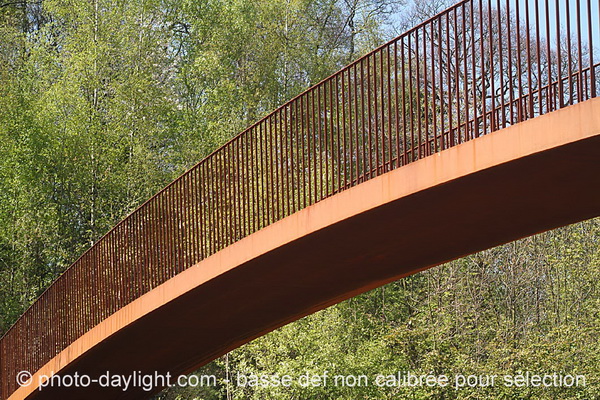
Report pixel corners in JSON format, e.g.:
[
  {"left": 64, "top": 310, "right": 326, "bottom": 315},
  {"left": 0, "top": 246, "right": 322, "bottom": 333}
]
[
  {"left": 8, "top": 98, "right": 600, "bottom": 400},
  {"left": 3, "top": 0, "right": 600, "bottom": 397}
]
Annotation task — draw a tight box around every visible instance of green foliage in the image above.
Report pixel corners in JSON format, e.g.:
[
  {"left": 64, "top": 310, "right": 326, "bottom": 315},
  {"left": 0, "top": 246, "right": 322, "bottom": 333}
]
[
  {"left": 0, "top": 0, "right": 402, "bottom": 331},
  {"left": 1, "top": 1, "right": 597, "bottom": 400},
  {"left": 159, "top": 219, "right": 600, "bottom": 400}
]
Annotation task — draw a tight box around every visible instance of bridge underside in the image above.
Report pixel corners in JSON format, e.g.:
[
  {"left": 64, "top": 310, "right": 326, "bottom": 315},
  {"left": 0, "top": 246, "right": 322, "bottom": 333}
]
[{"left": 13, "top": 99, "right": 600, "bottom": 400}]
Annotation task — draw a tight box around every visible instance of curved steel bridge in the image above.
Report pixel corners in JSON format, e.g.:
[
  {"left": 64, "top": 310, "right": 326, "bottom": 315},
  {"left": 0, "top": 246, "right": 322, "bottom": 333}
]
[{"left": 2, "top": 0, "right": 600, "bottom": 398}]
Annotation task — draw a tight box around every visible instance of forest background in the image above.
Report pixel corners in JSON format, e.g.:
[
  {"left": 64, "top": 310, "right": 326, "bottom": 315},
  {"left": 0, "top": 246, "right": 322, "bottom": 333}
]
[{"left": 0, "top": 0, "right": 598, "bottom": 398}]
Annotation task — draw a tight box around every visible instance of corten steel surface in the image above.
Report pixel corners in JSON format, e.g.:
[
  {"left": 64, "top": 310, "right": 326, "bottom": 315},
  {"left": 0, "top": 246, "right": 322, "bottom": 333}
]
[
  {"left": 1, "top": 0, "right": 600, "bottom": 398},
  {"left": 8, "top": 98, "right": 600, "bottom": 400}
]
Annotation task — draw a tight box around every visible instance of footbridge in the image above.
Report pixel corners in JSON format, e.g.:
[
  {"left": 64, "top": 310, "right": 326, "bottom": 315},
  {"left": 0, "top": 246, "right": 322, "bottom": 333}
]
[{"left": 2, "top": 0, "right": 599, "bottom": 398}]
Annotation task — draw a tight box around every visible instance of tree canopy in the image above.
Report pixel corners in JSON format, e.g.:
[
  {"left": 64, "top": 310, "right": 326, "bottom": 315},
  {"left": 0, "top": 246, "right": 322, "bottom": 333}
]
[{"left": 0, "top": 0, "right": 598, "bottom": 399}]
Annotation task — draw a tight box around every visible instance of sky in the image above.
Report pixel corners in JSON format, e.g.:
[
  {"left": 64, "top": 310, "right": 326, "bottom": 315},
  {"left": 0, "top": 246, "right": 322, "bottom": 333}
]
[{"left": 390, "top": 0, "right": 600, "bottom": 64}]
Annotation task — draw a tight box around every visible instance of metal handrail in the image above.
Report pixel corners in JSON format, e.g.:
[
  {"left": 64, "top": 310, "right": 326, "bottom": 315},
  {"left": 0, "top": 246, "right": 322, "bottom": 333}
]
[{"left": 1, "top": 0, "right": 598, "bottom": 397}]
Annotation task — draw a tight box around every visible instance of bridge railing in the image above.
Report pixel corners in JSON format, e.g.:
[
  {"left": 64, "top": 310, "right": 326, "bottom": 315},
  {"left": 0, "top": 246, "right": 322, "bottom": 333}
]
[{"left": 1, "top": 0, "right": 598, "bottom": 397}]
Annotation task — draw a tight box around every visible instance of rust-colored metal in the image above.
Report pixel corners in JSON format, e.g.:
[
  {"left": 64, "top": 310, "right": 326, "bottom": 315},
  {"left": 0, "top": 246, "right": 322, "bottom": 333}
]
[
  {"left": 10, "top": 99, "right": 600, "bottom": 400},
  {"left": 401, "top": 36, "right": 407, "bottom": 160},
  {"left": 445, "top": 12, "right": 453, "bottom": 147},
  {"left": 386, "top": 45, "right": 393, "bottom": 169},
  {"left": 566, "top": 0, "right": 573, "bottom": 106},
  {"left": 496, "top": 0, "right": 505, "bottom": 127},
  {"left": 461, "top": 3, "right": 467, "bottom": 141},
  {"left": 590, "top": 0, "right": 596, "bottom": 99},
  {"left": 1, "top": 1, "right": 599, "bottom": 399}
]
